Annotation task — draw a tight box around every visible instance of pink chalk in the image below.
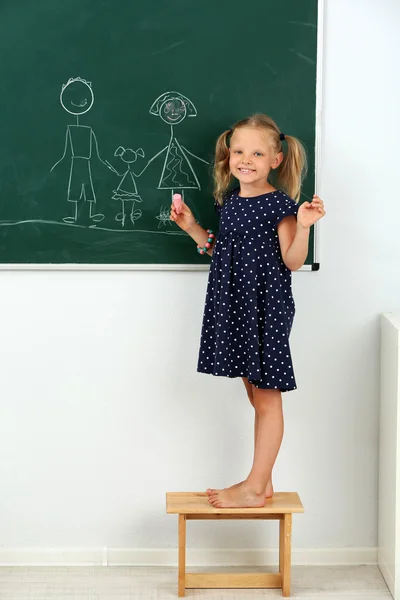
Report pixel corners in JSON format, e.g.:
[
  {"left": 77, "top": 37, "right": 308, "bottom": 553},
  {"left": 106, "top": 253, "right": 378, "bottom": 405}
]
[{"left": 173, "top": 193, "right": 184, "bottom": 214}]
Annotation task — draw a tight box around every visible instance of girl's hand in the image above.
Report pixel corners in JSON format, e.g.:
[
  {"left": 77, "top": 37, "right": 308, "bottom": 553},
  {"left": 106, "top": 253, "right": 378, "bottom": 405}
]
[
  {"left": 170, "top": 201, "right": 196, "bottom": 232},
  {"left": 297, "top": 195, "right": 326, "bottom": 229}
]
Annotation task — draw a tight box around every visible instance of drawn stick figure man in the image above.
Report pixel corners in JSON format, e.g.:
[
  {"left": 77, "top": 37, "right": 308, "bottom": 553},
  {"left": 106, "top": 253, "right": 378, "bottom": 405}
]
[{"left": 50, "top": 77, "right": 118, "bottom": 225}]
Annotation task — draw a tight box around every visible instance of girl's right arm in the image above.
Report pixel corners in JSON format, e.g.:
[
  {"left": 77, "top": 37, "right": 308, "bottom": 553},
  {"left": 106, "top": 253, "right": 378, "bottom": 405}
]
[{"left": 170, "top": 203, "right": 215, "bottom": 256}]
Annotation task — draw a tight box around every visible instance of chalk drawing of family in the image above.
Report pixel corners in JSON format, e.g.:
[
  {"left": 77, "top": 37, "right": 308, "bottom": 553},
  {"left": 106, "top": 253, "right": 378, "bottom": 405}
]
[{"left": 50, "top": 77, "right": 208, "bottom": 229}]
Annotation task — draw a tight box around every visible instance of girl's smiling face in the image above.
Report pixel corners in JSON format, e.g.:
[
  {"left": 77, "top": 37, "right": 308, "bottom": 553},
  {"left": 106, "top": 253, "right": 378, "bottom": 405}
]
[
  {"left": 61, "top": 80, "right": 94, "bottom": 115},
  {"left": 160, "top": 98, "right": 187, "bottom": 124},
  {"left": 229, "top": 127, "right": 282, "bottom": 189}
]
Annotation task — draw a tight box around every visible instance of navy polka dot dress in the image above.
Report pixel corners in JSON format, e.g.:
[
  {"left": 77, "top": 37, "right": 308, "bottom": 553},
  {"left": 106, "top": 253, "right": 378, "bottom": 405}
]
[{"left": 197, "top": 188, "right": 299, "bottom": 392}]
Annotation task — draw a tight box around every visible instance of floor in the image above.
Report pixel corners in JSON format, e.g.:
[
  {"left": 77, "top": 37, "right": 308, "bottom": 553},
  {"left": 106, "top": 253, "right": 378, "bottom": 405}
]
[{"left": 0, "top": 565, "right": 391, "bottom": 599}]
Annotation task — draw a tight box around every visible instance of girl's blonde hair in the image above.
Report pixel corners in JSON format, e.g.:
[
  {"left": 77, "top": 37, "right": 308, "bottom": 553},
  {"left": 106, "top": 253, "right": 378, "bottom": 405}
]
[{"left": 213, "top": 113, "right": 307, "bottom": 204}]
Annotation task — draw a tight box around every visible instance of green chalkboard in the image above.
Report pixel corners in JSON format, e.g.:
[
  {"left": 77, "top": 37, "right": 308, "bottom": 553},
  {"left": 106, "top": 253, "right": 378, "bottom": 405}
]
[{"left": 0, "top": 0, "right": 319, "bottom": 268}]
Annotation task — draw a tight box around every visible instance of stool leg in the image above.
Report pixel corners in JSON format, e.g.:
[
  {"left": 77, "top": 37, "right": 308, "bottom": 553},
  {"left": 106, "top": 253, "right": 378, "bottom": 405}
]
[
  {"left": 178, "top": 514, "right": 186, "bottom": 597},
  {"left": 279, "top": 517, "right": 284, "bottom": 575},
  {"left": 279, "top": 513, "right": 292, "bottom": 597}
]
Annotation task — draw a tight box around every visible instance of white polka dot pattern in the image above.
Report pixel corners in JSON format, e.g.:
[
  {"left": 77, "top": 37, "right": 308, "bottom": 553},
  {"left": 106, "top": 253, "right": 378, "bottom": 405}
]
[{"left": 197, "top": 189, "right": 299, "bottom": 391}]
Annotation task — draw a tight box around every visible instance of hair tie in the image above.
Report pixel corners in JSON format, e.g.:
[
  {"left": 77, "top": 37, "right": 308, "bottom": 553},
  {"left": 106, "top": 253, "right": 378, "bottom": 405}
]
[{"left": 279, "top": 133, "right": 286, "bottom": 141}]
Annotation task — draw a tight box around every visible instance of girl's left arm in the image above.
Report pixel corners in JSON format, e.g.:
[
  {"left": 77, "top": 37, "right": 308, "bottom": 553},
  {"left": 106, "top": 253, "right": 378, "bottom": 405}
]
[{"left": 278, "top": 195, "right": 326, "bottom": 270}]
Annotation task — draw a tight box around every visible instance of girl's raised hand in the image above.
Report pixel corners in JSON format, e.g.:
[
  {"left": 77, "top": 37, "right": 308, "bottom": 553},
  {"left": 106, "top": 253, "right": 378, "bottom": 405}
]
[
  {"left": 170, "top": 201, "right": 196, "bottom": 232},
  {"left": 297, "top": 195, "right": 326, "bottom": 229}
]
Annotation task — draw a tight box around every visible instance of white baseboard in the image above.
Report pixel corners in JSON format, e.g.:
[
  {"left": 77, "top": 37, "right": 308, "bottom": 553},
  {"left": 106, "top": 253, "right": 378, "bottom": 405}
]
[
  {"left": 377, "top": 550, "right": 395, "bottom": 597},
  {"left": 0, "top": 547, "right": 378, "bottom": 567}
]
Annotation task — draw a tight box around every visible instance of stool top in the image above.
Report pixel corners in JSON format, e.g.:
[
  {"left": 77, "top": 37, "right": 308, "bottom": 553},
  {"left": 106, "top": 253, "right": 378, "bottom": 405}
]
[{"left": 166, "top": 491, "right": 304, "bottom": 515}]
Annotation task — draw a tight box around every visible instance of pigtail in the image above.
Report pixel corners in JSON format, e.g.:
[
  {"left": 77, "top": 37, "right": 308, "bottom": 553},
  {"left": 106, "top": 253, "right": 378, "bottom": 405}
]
[
  {"left": 276, "top": 135, "right": 307, "bottom": 202},
  {"left": 213, "top": 129, "right": 232, "bottom": 205}
]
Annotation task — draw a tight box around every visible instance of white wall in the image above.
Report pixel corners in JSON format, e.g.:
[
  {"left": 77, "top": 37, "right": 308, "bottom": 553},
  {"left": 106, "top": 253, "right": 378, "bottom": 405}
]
[
  {"left": 379, "top": 313, "right": 400, "bottom": 597},
  {"left": 0, "top": 0, "right": 399, "bottom": 565}
]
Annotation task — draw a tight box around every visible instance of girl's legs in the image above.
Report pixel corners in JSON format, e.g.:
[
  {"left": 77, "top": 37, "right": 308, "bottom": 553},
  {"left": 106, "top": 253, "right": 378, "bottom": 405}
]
[
  {"left": 242, "top": 377, "right": 274, "bottom": 498},
  {"left": 115, "top": 200, "right": 126, "bottom": 227},
  {"left": 224, "top": 379, "right": 274, "bottom": 498},
  {"left": 206, "top": 384, "right": 284, "bottom": 508}
]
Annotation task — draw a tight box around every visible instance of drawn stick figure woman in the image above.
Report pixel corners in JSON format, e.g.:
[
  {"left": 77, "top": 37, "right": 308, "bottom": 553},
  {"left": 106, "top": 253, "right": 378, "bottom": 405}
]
[{"left": 148, "top": 92, "right": 208, "bottom": 209}]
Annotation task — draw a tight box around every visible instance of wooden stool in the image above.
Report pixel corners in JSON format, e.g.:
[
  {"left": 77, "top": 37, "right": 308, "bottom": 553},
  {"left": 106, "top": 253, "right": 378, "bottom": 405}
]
[{"left": 166, "top": 491, "right": 304, "bottom": 597}]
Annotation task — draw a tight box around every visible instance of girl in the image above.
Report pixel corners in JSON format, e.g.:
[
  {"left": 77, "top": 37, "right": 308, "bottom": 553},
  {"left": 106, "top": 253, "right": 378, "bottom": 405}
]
[
  {"left": 170, "top": 114, "right": 326, "bottom": 509},
  {"left": 111, "top": 146, "right": 144, "bottom": 227}
]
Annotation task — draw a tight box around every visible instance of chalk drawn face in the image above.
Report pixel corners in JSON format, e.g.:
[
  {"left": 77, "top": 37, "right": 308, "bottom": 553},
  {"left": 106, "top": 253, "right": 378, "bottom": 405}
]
[
  {"left": 60, "top": 79, "right": 94, "bottom": 116},
  {"left": 120, "top": 149, "right": 138, "bottom": 164},
  {"left": 160, "top": 98, "right": 187, "bottom": 125}
]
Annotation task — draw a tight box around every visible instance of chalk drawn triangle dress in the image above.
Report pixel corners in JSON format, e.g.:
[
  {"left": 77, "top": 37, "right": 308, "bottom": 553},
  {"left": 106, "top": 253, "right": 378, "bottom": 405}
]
[{"left": 158, "top": 137, "right": 200, "bottom": 190}]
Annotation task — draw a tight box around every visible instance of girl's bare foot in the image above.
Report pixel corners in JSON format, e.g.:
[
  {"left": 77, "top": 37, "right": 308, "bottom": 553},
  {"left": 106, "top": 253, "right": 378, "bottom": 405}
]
[
  {"left": 207, "top": 479, "right": 273, "bottom": 500},
  {"left": 205, "top": 481, "right": 266, "bottom": 508}
]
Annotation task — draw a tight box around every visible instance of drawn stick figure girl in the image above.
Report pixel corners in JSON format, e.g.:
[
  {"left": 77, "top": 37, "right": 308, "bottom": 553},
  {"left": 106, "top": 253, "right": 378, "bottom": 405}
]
[{"left": 112, "top": 146, "right": 144, "bottom": 227}]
